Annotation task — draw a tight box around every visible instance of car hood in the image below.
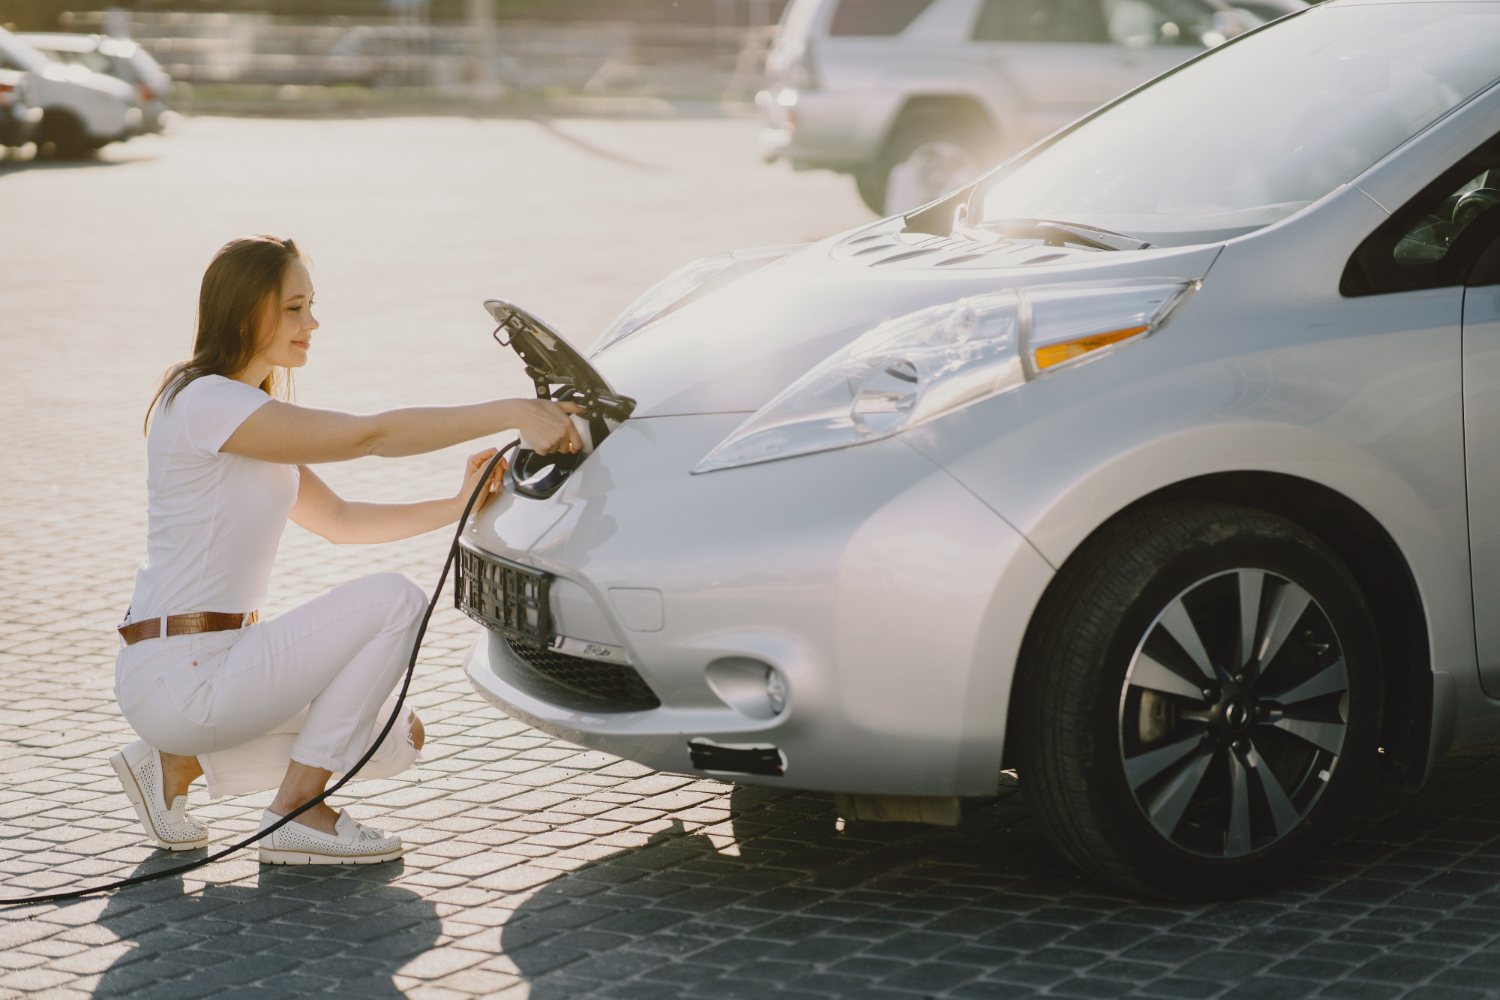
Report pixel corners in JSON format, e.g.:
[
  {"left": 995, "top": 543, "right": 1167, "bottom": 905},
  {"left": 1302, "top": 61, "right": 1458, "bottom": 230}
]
[{"left": 589, "top": 231, "right": 1226, "bottom": 418}]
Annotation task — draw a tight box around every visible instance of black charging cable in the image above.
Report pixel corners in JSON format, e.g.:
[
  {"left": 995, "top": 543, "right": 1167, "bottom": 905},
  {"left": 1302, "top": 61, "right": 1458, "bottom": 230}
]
[{"left": 1, "top": 443, "right": 517, "bottom": 907}]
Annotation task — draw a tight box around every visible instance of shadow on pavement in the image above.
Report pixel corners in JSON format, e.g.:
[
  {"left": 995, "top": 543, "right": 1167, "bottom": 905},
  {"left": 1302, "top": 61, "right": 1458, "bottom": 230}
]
[
  {"left": 496, "top": 759, "right": 1500, "bottom": 999},
  {"left": 81, "top": 854, "right": 437, "bottom": 998},
  {"left": 44, "top": 750, "right": 1500, "bottom": 999},
  {"left": 498, "top": 780, "right": 1100, "bottom": 999}
]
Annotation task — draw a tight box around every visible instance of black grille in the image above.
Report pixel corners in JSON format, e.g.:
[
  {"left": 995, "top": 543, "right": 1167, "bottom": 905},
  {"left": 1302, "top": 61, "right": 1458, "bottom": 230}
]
[
  {"left": 457, "top": 541, "right": 661, "bottom": 713},
  {"left": 506, "top": 640, "right": 661, "bottom": 712}
]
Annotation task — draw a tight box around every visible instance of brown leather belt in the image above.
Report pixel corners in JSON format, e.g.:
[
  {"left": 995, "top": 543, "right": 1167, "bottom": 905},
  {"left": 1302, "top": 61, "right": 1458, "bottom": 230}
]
[{"left": 118, "top": 611, "right": 258, "bottom": 646}]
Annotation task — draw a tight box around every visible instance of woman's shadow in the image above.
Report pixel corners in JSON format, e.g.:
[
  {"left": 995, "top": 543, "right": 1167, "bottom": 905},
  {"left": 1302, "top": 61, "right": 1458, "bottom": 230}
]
[{"left": 80, "top": 854, "right": 438, "bottom": 997}]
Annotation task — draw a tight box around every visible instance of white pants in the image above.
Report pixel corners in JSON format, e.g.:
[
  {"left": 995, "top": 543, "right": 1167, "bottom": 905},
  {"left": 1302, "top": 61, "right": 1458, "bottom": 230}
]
[{"left": 115, "top": 572, "right": 428, "bottom": 798}]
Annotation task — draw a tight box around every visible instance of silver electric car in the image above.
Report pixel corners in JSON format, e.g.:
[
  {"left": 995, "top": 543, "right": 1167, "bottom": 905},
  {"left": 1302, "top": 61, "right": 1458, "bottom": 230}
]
[{"left": 463, "top": 0, "right": 1500, "bottom": 897}]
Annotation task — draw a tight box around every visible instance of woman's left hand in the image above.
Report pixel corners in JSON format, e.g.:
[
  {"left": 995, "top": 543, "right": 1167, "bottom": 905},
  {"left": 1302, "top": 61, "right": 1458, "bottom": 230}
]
[{"left": 457, "top": 448, "right": 507, "bottom": 515}]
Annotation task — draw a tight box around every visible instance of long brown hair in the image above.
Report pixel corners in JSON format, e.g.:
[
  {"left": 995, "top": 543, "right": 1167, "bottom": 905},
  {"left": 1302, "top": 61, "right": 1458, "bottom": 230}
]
[{"left": 145, "top": 235, "right": 306, "bottom": 433}]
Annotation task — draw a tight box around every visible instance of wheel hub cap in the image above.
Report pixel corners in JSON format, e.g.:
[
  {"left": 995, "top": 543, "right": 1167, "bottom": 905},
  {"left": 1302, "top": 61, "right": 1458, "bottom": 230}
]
[{"left": 1118, "top": 569, "right": 1350, "bottom": 859}]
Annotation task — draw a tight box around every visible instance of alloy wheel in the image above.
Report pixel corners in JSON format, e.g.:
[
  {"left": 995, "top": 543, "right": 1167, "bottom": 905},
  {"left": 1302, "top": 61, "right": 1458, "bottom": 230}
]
[{"left": 1118, "top": 569, "right": 1350, "bottom": 858}]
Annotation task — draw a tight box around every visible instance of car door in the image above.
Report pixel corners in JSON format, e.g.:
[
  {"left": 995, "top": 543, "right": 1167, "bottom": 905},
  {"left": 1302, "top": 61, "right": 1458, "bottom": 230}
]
[
  {"left": 1459, "top": 176, "right": 1500, "bottom": 697},
  {"left": 1342, "top": 137, "right": 1500, "bottom": 694},
  {"left": 802, "top": 0, "right": 957, "bottom": 158},
  {"left": 969, "top": 0, "right": 1117, "bottom": 143}
]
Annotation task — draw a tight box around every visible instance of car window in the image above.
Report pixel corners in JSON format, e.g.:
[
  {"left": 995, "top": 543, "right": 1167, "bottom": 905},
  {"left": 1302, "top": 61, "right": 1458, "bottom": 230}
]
[
  {"left": 829, "top": 0, "right": 939, "bottom": 36},
  {"left": 973, "top": 0, "right": 1109, "bottom": 43},
  {"left": 1102, "top": 0, "right": 1214, "bottom": 47},
  {"left": 975, "top": 3, "right": 1500, "bottom": 247},
  {"left": 79, "top": 51, "right": 112, "bottom": 74},
  {"left": 0, "top": 32, "right": 51, "bottom": 74},
  {"left": 49, "top": 49, "right": 111, "bottom": 74},
  {"left": 1394, "top": 171, "right": 1500, "bottom": 265},
  {"left": 1342, "top": 136, "right": 1500, "bottom": 296}
]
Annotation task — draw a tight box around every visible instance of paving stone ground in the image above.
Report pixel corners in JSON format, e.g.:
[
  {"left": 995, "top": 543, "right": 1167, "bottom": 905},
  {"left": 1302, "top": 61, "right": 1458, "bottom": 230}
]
[{"left": 5, "top": 116, "right": 1500, "bottom": 1000}]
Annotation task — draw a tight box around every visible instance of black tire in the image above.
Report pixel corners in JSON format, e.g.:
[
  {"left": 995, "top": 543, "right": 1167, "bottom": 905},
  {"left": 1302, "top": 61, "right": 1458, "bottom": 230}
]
[
  {"left": 856, "top": 110, "right": 999, "bottom": 216},
  {"left": 1014, "top": 502, "right": 1382, "bottom": 899},
  {"left": 35, "top": 111, "right": 91, "bottom": 161}
]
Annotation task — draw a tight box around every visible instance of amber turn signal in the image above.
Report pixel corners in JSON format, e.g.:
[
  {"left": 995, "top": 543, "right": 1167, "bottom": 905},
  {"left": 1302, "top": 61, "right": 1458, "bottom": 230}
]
[{"left": 1033, "top": 326, "right": 1149, "bottom": 371}]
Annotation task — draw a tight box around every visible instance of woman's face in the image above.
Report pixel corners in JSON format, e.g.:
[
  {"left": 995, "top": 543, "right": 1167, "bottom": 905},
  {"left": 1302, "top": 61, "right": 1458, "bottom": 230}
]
[{"left": 254, "top": 260, "right": 319, "bottom": 370}]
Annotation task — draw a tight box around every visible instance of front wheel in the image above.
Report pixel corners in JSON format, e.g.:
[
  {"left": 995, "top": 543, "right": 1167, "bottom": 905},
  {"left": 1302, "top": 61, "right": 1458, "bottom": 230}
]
[
  {"left": 35, "top": 111, "right": 90, "bottom": 160},
  {"left": 858, "top": 112, "right": 997, "bottom": 216},
  {"left": 1015, "top": 502, "right": 1382, "bottom": 898}
]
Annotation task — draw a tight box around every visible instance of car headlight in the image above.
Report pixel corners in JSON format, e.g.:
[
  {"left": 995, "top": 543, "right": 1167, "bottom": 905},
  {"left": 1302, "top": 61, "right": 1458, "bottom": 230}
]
[
  {"left": 590, "top": 245, "right": 805, "bottom": 357},
  {"left": 693, "top": 280, "right": 1195, "bottom": 474}
]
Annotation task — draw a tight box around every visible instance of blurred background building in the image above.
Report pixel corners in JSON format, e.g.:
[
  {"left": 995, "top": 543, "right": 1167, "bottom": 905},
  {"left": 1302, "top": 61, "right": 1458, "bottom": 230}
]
[{"left": 0, "top": 0, "right": 789, "bottom": 102}]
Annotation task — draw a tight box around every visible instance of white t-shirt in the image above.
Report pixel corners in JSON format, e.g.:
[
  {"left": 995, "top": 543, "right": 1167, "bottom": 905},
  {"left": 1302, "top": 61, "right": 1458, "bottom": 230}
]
[{"left": 128, "top": 374, "right": 299, "bottom": 621}]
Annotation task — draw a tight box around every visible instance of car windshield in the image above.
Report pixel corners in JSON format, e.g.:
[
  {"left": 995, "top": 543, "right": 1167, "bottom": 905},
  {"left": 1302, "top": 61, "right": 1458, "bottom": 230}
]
[
  {"left": 0, "top": 30, "right": 53, "bottom": 75},
  {"left": 974, "top": 2, "right": 1500, "bottom": 247}
]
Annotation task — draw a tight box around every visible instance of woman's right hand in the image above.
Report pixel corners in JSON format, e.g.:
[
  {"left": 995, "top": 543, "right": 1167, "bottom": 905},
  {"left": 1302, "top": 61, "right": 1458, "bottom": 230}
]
[{"left": 513, "top": 399, "right": 585, "bottom": 455}]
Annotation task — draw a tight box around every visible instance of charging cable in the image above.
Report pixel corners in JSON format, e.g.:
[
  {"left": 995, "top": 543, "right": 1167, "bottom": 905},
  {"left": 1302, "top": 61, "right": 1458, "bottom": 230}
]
[{"left": 1, "top": 444, "right": 517, "bottom": 907}]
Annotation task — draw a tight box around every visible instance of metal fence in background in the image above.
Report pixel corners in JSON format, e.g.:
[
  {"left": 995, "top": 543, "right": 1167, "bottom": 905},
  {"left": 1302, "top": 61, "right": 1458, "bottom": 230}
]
[{"left": 62, "top": 10, "right": 776, "bottom": 98}]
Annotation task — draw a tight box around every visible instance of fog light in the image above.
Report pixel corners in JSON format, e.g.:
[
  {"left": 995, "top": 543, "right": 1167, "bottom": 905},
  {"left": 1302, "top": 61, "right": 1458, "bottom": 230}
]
[
  {"left": 706, "top": 657, "right": 789, "bottom": 720},
  {"left": 766, "top": 668, "right": 787, "bottom": 714}
]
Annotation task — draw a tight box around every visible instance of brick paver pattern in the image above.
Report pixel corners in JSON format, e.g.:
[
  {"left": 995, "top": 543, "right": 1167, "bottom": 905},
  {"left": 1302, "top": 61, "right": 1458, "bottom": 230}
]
[{"left": 4, "top": 117, "right": 1500, "bottom": 1000}]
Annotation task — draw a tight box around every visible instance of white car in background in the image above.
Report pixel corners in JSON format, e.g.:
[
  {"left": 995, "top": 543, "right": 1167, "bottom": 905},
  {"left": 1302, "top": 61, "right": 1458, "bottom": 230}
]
[
  {"left": 22, "top": 33, "right": 175, "bottom": 135},
  {"left": 462, "top": 0, "right": 1500, "bottom": 898},
  {"left": 760, "top": 0, "right": 1306, "bottom": 215},
  {"left": 0, "top": 26, "right": 139, "bottom": 159}
]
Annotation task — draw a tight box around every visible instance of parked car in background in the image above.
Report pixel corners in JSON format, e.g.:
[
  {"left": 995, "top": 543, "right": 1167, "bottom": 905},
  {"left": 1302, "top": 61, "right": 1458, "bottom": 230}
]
[
  {"left": 761, "top": 0, "right": 1306, "bottom": 215},
  {"left": 464, "top": 0, "right": 1500, "bottom": 898},
  {"left": 21, "top": 33, "right": 174, "bottom": 134},
  {"left": 0, "top": 68, "right": 42, "bottom": 151},
  {"left": 0, "top": 26, "right": 140, "bottom": 159}
]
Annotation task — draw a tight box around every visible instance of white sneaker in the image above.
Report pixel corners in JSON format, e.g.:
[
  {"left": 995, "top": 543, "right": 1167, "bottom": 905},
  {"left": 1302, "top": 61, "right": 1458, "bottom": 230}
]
[
  {"left": 108, "top": 740, "right": 210, "bottom": 851},
  {"left": 255, "top": 808, "right": 404, "bottom": 866}
]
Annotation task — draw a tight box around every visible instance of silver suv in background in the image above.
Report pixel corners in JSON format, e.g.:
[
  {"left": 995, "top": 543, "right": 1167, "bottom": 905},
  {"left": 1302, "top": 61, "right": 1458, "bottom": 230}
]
[
  {"left": 0, "top": 26, "right": 140, "bottom": 159},
  {"left": 760, "top": 0, "right": 1306, "bottom": 215},
  {"left": 22, "top": 34, "right": 175, "bottom": 135}
]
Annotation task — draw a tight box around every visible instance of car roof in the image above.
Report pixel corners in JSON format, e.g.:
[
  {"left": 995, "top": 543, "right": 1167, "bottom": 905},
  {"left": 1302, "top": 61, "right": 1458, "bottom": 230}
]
[
  {"left": 22, "top": 33, "right": 142, "bottom": 60},
  {"left": 20, "top": 32, "right": 99, "bottom": 53}
]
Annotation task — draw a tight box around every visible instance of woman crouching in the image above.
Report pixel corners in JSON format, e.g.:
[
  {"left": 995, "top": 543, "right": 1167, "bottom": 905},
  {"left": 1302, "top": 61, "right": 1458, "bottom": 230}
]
[{"left": 110, "top": 235, "right": 581, "bottom": 865}]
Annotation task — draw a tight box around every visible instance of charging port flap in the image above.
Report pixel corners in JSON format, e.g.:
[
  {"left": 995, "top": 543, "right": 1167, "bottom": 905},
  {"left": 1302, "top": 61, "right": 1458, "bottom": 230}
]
[
  {"left": 486, "top": 299, "right": 638, "bottom": 499},
  {"left": 487, "top": 299, "right": 636, "bottom": 422}
]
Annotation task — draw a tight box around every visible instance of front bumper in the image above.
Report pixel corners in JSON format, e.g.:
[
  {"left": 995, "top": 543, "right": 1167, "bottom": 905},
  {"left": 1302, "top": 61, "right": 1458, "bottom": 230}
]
[{"left": 462, "top": 413, "right": 1053, "bottom": 797}]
